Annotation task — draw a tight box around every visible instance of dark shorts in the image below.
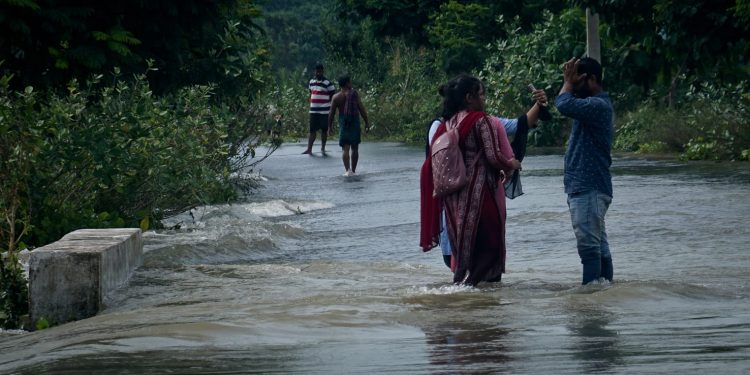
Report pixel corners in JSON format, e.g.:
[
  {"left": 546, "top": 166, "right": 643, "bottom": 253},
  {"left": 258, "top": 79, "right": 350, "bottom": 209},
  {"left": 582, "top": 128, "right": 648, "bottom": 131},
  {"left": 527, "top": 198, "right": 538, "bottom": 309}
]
[
  {"left": 309, "top": 113, "right": 328, "bottom": 133},
  {"left": 338, "top": 115, "right": 361, "bottom": 147}
]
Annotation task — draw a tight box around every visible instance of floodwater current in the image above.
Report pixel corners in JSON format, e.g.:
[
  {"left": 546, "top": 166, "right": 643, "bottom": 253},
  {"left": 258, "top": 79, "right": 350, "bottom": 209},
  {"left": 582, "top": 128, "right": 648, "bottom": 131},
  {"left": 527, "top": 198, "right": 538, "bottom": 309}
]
[{"left": 2, "top": 142, "right": 750, "bottom": 374}]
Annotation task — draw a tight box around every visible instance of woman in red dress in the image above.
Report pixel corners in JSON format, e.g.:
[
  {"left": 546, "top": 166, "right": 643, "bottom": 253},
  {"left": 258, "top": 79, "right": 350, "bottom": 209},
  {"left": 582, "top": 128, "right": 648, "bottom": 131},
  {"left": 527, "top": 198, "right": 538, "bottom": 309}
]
[{"left": 421, "top": 74, "right": 520, "bottom": 286}]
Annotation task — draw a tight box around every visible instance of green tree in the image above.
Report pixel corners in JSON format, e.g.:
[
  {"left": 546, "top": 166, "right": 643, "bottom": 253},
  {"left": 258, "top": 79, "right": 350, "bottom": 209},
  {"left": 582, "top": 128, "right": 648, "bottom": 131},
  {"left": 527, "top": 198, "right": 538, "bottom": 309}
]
[
  {"left": 569, "top": 0, "right": 750, "bottom": 107},
  {"left": 333, "top": 0, "right": 442, "bottom": 45},
  {"left": 0, "top": 0, "right": 141, "bottom": 89},
  {"left": 321, "top": 16, "right": 390, "bottom": 82},
  {"left": 0, "top": 0, "right": 269, "bottom": 96},
  {"left": 332, "top": 0, "right": 567, "bottom": 73},
  {"left": 1, "top": 81, "right": 37, "bottom": 329},
  {"left": 737, "top": 0, "right": 750, "bottom": 21},
  {"left": 427, "top": 1, "right": 493, "bottom": 73},
  {"left": 260, "top": 0, "right": 334, "bottom": 74}
]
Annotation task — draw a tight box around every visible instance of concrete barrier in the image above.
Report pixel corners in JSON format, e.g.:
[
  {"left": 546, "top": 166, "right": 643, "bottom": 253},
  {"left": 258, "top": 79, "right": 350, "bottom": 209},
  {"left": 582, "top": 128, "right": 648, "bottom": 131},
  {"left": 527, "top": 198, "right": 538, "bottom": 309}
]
[{"left": 28, "top": 228, "right": 142, "bottom": 326}]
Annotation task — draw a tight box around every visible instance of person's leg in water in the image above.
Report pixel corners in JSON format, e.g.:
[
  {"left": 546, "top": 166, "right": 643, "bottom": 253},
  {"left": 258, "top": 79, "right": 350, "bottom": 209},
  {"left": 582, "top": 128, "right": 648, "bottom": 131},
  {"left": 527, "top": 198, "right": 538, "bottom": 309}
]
[
  {"left": 320, "top": 129, "right": 327, "bottom": 153},
  {"left": 568, "top": 190, "right": 611, "bottom": 284},
  {"left": 303, "top": 113, "right": 318, "bottom": 155},
  {"left": 350, "top": 144, "right": 359, "bottom": 173},
  {"left": 304, "top": 114, "right": 325, "bottom": 154},
  {"left": 303, "top": 131, "right": 316, "bottom": 154},
  {"left": 341, "top": 144, "right": 351, "bottom": 174}
]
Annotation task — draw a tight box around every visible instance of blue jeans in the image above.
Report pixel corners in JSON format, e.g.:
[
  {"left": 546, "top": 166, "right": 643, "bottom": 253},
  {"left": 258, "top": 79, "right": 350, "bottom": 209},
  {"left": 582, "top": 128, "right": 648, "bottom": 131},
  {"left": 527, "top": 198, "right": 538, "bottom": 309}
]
[{"left": 567, "top": 190, "right": 613, "bottom": 284}]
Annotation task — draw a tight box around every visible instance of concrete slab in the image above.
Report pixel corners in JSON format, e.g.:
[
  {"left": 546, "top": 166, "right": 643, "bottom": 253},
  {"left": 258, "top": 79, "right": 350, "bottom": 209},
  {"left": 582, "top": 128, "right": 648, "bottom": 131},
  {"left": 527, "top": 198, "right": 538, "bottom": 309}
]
[{"left": 28, "top": 228, "right": 142, "bottom": 326}]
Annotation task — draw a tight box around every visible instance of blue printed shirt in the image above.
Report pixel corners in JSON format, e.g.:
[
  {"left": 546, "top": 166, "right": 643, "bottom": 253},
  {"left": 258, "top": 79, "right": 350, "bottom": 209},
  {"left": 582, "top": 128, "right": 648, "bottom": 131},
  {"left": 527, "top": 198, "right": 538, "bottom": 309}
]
[
  {"left": 555, "top": 92, "right": 614, "bottom": 197},
  {"left": 497, "top": 117, "right": 518, "bottom": 137}
]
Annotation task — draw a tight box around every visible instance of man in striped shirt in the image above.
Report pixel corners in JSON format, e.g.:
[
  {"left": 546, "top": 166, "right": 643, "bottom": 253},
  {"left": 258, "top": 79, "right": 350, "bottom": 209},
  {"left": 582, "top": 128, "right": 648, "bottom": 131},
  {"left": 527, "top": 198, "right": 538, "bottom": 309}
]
[{"left": 303, "top": 63, "right": 336, "bottom": 154}]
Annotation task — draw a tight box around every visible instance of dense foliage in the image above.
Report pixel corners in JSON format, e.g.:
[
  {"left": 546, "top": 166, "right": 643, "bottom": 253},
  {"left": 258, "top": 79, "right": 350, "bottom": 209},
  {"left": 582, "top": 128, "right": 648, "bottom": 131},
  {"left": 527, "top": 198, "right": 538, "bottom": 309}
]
[
  {"left": 0, "top": 253, "right": 28, "bottom": 329},
  {"left": 0, "top": 0, "right": 277, "bottom": 329},
  {"left": 0, "top": 0, "right": 270, "bottom": 96},
  {"left": 338, "top": 1, "right": 749, "bottom": 158},
  {"left": 584, "top": 0, "right": 750, "bottom": 158},
  {"left": 260, "top": 0, "right": 333, "bottom": 74},
  {"left": 615, "top": 83, "right": 750, "bottom": 160}
]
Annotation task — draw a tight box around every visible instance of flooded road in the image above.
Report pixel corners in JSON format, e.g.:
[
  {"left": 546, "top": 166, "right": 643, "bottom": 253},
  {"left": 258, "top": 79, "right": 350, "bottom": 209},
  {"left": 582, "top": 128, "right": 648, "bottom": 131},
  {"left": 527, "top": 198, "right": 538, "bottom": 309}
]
[{"left": 2, "top": 142, "right": 750, "bottom": 374}]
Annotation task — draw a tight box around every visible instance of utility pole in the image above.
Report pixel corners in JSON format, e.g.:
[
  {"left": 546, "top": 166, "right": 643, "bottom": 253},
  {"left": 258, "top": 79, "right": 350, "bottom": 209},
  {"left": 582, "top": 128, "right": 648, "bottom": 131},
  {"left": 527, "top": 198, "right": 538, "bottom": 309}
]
[{"left": 586, "top": 7, "right": 601, "bottom": 62}]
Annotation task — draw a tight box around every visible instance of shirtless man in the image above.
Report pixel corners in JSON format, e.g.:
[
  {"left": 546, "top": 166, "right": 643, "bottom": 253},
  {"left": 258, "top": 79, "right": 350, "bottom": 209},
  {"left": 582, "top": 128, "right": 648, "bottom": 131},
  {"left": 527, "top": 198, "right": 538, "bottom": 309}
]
[{"left": 328, "top": 75, "right": 370, "bottom": 176}]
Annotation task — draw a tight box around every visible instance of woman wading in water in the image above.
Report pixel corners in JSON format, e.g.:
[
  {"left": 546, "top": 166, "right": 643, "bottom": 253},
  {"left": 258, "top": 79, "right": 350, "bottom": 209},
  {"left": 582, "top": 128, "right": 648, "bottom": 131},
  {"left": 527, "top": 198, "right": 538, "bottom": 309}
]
[{"left": 420, "top": 74, "right": 520, "bottom": 286}]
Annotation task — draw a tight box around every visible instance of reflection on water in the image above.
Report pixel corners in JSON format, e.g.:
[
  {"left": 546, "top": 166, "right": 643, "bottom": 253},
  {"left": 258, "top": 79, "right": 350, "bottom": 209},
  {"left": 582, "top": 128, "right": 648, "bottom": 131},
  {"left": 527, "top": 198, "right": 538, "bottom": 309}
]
[
  {"left": 15, "top": 347, "right": 303, "bottom": 375},
  {"left": 425, "top": 320, "right": 511, "bottom": 371},
  {"left": 565, "top": 297, "right": 623, "bottom": 373},
  {"left": 2, "top": 143, "right": 750, "bottom": 373}
]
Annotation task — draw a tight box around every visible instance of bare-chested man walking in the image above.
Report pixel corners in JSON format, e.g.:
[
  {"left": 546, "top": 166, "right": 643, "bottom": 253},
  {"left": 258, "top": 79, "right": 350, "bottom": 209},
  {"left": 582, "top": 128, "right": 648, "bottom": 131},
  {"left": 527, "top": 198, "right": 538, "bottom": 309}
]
[{"left": 328, "top": 75, "right": 370, "bottom": 176}]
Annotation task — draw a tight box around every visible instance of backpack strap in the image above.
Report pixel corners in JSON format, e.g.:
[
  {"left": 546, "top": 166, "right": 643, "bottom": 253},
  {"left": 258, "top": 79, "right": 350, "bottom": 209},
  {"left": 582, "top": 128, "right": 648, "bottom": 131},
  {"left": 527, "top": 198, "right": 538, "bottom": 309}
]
[{"left": 430, "top": 111, "right": 485, "bottom": 149}]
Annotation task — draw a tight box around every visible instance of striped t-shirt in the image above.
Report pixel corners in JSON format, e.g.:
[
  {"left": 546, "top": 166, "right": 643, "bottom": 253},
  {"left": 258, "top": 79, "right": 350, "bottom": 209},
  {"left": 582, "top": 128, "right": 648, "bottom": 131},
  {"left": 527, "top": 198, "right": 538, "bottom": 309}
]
[{"left": 309, "top": 77, "right": 335, "bottom": 114}]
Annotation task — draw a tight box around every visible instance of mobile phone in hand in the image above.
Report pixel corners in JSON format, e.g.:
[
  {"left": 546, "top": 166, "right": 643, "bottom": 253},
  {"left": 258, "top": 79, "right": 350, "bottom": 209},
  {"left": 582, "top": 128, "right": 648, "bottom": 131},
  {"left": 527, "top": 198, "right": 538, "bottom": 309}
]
[
  {"left": 528, "top": 83, "right": 552, "bottom": 120},
  {"left": 527, "top": 83, "right": 545, "bottom": 105}
]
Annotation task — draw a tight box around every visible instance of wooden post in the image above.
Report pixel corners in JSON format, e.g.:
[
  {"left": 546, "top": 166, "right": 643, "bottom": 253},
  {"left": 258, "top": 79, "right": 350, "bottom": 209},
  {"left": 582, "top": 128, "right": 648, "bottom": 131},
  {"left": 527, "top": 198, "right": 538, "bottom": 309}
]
[{"left": 586, "top": 7, "right": 601, "bottom": 62}]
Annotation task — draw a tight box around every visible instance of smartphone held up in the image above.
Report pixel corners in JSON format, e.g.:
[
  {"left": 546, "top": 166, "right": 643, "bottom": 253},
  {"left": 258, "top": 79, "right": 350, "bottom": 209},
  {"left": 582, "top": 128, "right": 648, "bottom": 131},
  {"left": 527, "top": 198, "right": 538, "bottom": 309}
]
[{"left": 528, "top": 83, "right": 552, "bottom": 121}]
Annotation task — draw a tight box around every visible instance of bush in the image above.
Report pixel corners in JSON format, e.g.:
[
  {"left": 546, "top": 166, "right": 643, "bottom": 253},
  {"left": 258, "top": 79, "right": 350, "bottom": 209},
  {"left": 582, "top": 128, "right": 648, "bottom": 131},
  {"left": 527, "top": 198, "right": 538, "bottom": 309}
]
[
  {"left": 615, "top": 82, "right": 750, "bottom": 160},
  {"left": 1, "top": 68, "right": 274, "bottom": 246},
  {"left": 0, "top": 255, "right": 28, "bottom": 330},
  {"left": 615, "top": 104, "right": 698, "bottom": 152},
  {"left": 356, "top": 42, "right": 444, "bottom": 144},
  {"left": 254, "top": 76, "right": 310, "bottom": 140},
  {"left": 679, "top": 83, "right": 750, "bottom": 160}
]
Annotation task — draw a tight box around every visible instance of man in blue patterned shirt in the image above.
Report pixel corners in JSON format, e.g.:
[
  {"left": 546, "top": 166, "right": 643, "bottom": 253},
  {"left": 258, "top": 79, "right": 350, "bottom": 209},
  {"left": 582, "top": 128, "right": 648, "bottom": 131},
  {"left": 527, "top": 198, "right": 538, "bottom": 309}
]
[{"left": 555, "top": 57, "right": 615, "bottom": 285}]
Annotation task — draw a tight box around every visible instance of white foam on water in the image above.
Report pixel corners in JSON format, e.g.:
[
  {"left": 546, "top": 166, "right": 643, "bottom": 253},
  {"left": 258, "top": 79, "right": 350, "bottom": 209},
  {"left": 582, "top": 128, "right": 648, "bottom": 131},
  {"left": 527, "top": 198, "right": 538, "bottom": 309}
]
[
  {"left": 140, "top": 200, "right": 329, "bottom": 263},
  {"left": 0, "top": 329, "right": 27, "bottom": 336},
  {"left": 410, "top": 284, "right": 477, "bottom": 296},
  {"left": 240, "top": 199, "right": 334, "bottom": 217},
  {"left": 395, "top": 262, "right": 428, "bottom": 271},
  {"left": 152, "top": 199, "right": 333, "bottom": 232},
  {"left": 229, "top": 170, "right": 268, "bottom": 182},
  {"left": 244, "top": 264, "right": 302, "bottom": 274}
]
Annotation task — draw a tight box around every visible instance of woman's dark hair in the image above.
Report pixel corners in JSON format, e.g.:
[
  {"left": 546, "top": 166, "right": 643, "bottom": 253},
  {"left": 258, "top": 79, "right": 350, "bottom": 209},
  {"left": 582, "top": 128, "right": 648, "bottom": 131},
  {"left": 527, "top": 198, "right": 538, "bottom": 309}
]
[{"left": 439, "top": 74, "right": 484, "bottom": 120}]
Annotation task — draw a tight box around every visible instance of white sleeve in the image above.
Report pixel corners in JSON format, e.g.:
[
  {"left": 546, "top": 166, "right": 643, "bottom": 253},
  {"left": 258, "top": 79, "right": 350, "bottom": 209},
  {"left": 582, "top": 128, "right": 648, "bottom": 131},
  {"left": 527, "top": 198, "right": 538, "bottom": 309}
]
[{"left": 428, "top": 120, "right": 442, "bottom": 143}]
